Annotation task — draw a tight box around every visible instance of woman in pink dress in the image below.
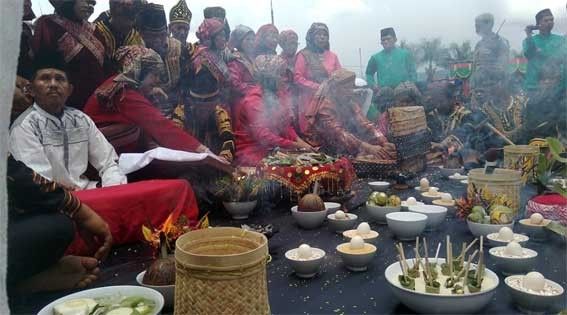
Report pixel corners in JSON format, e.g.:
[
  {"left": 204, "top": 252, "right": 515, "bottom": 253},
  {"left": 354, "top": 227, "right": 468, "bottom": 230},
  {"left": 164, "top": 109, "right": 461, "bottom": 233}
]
[
  {"left": 227, "top": 25, "right": 257, "bottom": 109},
  {"left": 254, "top": 24, "right": 279, "bottom": 57},
  {"left": 234, "top": 55, "right": 313, "bottom": 166},
  {"left": 294, "top": 23, "right": 342, "bottom": 135}
]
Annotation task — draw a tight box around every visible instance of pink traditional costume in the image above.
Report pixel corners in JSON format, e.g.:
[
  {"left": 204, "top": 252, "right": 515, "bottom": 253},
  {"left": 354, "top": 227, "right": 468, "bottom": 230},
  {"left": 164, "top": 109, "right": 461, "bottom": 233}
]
[
  {"left": 234, "top": 55, "right": 299, "bottom": 166},
  {"left": 294, "top": 23, "right": 342, "bottom": 134}
]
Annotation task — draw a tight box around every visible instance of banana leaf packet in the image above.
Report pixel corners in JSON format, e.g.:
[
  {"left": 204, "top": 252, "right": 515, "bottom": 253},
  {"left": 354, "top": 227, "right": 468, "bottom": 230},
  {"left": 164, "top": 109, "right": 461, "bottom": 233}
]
[
  {"left": 452, "top": 284, "right": 465, "bottom": 295},
  {"left": 441, "top": 263, "right": 451, "bottom": 276},
  {"left": 399, "top": 274, "right": 416, "bottom": 290},
  {"left": 408, "top": 266, "right": 420, "bottom": 279},
  {"left": 425, "top": 281, "right": 441, "bottom": 294},
  {"left": 467, "top": 278, "right": 483, "bottom": 293}
]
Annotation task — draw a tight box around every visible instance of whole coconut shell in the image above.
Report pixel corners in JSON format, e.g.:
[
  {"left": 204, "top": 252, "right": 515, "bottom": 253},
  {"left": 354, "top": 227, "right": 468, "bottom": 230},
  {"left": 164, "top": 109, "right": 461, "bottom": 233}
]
[
  {"left": 298, "top": 193, "right": 325, "bottom": 212},
  {"left": 143, "top": 257, "right": 176, "bottom": 286}
]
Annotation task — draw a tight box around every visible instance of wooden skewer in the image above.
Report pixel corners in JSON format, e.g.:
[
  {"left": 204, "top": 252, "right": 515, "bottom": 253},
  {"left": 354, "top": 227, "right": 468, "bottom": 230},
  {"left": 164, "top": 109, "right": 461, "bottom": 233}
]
[
  {"left": 477, "top": 236, "right": 484, "bottom": 284},
  {"left": 463, "top": 239, "right": 478, "bottom": 257},
  {"left": 459, "top": 242, "right": 467, "bottom": 264},
  {"left": 463, "top": 250, "right": 478, "bottom": 288},
  {"left": 397, "top": 243, "right": 409, "bottom": 272},
  {"left": 434, "top": 242, "right": 441, "bottom": 265},
  {"left": 398, "top": 254, "right": 408, "bottom": 277},
  {"left": 486, "top": 122, "right": 515, "bottom": 145}
]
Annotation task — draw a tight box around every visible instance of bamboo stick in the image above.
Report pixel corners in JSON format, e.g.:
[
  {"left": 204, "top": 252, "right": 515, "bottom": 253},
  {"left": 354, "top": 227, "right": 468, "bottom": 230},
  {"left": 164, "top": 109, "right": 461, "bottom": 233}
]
[
  {"left": 434, "top": 242, "right": 441, "bottom": 265},
  {"left": 463, "top": 250, "right": 478, "bottom": 288}
]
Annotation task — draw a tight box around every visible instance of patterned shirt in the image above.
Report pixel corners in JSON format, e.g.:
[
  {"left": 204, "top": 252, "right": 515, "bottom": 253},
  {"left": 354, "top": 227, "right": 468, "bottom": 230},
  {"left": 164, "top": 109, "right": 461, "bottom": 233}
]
[{"left": 9, "top": 104, "right": 126, "bottom": 190}]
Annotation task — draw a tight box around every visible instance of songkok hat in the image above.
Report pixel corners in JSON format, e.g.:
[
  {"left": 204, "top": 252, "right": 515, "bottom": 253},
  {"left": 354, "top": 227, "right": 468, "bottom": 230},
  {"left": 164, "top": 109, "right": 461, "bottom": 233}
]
[
  {"left": 204, "top": 6, "right": 226, "bottom": 19},
  {"left": 169, "top": 0, "right": 192, "bottom": 25},
  {"left": 535, "top": 8, "right": 552, "bottom": 25},
  {"left": 33, "top": 51, "right": 68, "bottom": 77},
  {"left": 380, "top": 27, "right": 396, "bottom": 38},
  {"left": 138, "top": 3, "right": 167, "bottom": 32},
  {"left": 203, "top": 6, "right": 230, "bottom": 38}
]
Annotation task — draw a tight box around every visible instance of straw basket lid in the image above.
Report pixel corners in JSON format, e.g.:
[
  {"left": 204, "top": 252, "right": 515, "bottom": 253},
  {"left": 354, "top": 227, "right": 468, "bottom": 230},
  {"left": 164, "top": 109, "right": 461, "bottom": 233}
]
[
  {"left": 468, "top": 168, "right": 522, "bottom": 182},
  {"left": 504, "top": 145, "right": 540, "bottom": 154},
  {"left": 175, "top": 227, "right": 268, "bottom": 271}
]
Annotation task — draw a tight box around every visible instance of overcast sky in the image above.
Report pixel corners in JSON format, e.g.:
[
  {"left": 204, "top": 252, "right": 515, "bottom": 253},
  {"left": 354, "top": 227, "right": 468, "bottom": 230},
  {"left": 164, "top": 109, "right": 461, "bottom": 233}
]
[{"left": 32, "top": 0, "right": 566, "bottom": 74}]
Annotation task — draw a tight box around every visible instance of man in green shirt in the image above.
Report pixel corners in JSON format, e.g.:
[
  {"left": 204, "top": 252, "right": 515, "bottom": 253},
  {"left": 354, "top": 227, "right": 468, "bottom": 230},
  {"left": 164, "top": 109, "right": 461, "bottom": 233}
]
[
  {"left": 522, "top": 9, "right": 566, "bottom": 141},
  {"left": 366, "top": 28, "right": 417, "bottom": 89},
  {"left": 365, "top": 27, "right": 417, "bottom": 119}
]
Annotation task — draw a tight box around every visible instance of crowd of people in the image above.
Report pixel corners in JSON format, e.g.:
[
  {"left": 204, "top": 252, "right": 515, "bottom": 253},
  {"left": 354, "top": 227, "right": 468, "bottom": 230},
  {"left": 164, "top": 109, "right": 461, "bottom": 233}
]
[{"left": 7, "top": 0, "right": 566, "bottom": 297}]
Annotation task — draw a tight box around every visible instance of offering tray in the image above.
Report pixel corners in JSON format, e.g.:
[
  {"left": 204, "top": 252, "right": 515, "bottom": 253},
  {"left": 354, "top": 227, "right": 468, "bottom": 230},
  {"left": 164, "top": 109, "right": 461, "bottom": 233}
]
[{"left": 258, "top": 152, "right": 356, "bottom": 196}]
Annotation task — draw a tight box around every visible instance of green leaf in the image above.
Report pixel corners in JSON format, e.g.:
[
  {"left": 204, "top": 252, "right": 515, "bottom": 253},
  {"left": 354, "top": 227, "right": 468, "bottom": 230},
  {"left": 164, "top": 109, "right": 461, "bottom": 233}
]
[
  {"left": 537, "top": 153, "right": 549, "bottom": 176},
  {"left": 546, "top": 137, "right": 567, "bottom": 164},
  {"left": 552, "top": 182, "right": 567, "bottom": 198}
]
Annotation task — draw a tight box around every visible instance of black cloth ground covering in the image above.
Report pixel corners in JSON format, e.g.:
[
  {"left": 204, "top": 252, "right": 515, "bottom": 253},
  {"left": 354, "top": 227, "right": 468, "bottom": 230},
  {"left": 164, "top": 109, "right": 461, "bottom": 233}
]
[{"left": 10, "top": 169, "right": 567, "bottom": 314}]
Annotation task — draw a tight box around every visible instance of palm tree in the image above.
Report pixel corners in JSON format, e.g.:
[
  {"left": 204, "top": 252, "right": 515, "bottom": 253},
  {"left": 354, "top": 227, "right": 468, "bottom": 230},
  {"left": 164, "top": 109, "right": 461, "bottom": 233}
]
[
  {"left": 447, "top": 41, "right": 473, "bottom": 63},
  {"left": 417, "top": 38, "right": 444, "bottom": 82}
]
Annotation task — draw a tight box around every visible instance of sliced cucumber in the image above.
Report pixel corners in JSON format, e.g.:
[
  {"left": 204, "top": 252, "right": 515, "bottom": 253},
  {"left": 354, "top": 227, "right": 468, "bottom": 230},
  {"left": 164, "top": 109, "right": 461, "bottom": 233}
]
[
  {"left": 105, "top": 307, "right": 138, "bottom": 315},
  {"left": 134, "top": 305, "right": 153, "bottom": 315},
  {"left": 119, "top": 297, "right": 146, "bottom": 308},
  {"left": 53, "top": 298, "right": 97, "bottom": 315}
]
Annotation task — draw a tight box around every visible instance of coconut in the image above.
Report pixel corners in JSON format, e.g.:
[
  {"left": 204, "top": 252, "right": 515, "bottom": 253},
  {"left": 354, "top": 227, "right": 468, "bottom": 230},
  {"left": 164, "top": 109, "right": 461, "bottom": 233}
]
[
  {"left": 143, "top": 233, "right": 176, "bottom": 286},
  {"left": 298, "top": 182, "right": 325, "bottom": 212}
]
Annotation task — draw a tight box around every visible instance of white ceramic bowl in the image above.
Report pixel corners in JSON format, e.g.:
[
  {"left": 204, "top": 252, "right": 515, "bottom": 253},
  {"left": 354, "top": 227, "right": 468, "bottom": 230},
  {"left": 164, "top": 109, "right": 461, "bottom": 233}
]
[
  {"left": 414, "top": 186, "right": 438, "bottom": 192},
  {"left": 486, "top": 232, "right": 529, "bottom": 247},
  {"left": 343, "top": 229, "right": 380, "bottom": 244},
  {"left": 136, "top": 271, "right": 174, "bottom": 309},
  {"left": 505, "top": 275, "right": 565, "bottom": 313},
  {"left": 408, "top": 205, "right": 447, "bottom": 231},
  {"left": 366, "top": 202, "right": 401, "bottom": 224},
  {"left": 401, "top": 201, "right": 425, "bottom": 211},
  {"left": 369, "top": 181, "right": 390, "bottom": 192},
  {"left": 336, "top": 243, "right": 377, "bottom": 272},
  {"left": 386, "top": 212, "right": 427, "bottom": 241},
  {"left": 421, "top": 192, "right": 443, "bottom": 203},
  {"left": 285, "top": 247, "right": 326, "bottom": 278},
  {"left": 467, "top": 220, "right": 515, "bottom": 237},
  {"left": 223, "top": 200, "right": 257, "bottom": 220},
  {"left": 439, "top": 167, "right": 465, "bottom": 178},
  {"left": 324, "top": 202, "right": 342, "bottom": 213},
  {"left": 385, "top": 258, "right": 499, "bottom": 314},
  {"left": 519, "top": 218, "right": 551, "bottom": 241},
  {"left": 327, "top": 213, "right": 358, "bottom": 233},
  {"left": 489, "top": 247, "right": 538, "bottom": 276},
  {"left": 291, "top": 206, "right": 327, "bottom": 229},
  {"left": 431, "top": 199, "right": 456, "bottom": 217},
  {"left": 38, "top": 285, "right": 165, "bottom": 315}
]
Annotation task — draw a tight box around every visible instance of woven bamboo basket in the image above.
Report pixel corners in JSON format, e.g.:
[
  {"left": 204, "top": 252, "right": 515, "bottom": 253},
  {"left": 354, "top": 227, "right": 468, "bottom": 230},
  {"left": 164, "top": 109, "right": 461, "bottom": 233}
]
[
  {"left": 174, "top": 227, "right": 270, "bottom": 315},
  {"left": 503, "top": 145, "right": 540, "bottom": 183},
  {"left": 467, "top": 168, "right": 523, "bottom": 214},
  {"left": 388, "top": 106, "right": 428, "bottom": 137},
  {"left": 388, "top": 106, "right": 430, "bottom": 175}
]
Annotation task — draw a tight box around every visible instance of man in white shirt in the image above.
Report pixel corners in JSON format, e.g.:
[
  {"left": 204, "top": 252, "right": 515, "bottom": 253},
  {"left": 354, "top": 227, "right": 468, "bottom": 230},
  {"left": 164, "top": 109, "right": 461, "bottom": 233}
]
[{"left": 9, "top": 52, "right": 127, "bottom": 190}]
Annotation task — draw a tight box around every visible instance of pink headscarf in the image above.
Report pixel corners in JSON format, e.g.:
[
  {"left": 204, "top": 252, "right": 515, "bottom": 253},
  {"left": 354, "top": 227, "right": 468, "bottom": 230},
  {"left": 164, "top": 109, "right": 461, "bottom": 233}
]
[
  {"left": 254, "top": 24, "right": 279, "bottom": 56},
  {"left": 196, "top": 18, "right": 225, "bottom": 47}
]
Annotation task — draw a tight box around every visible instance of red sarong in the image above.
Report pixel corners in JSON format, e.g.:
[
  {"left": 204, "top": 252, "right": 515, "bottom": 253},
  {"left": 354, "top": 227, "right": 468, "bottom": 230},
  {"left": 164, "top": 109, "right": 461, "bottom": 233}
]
[{"left": 67, "top": 179, "right": 199, "bottom": 255}]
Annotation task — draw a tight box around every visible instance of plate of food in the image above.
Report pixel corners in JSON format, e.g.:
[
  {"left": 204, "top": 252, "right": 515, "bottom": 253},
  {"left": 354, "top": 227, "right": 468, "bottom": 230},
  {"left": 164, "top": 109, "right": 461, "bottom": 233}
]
[{"left": 38, "top": 285, "right": 164, "bottom": 315}]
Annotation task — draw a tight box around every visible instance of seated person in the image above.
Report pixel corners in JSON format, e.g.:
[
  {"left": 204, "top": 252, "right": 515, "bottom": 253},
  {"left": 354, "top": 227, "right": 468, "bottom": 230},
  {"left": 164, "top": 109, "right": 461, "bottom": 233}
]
[
  {"left": 83, "top": 45, "right": 231, "bottom": 173},
  {"left": 9, "top": 54, "right": 201, "bottom": 255},
  {"left": 233, "top": 55, "right": 313, "bottom": 166},
  {"left": 10, "top": 52, "right": 126, "bottom": 190},
  {"left": 305, "top": 69, "right": 396, "bottom": 161},
  {"left": 7, "top": 156, "right": 111, "bottom": 295}
]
